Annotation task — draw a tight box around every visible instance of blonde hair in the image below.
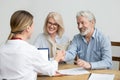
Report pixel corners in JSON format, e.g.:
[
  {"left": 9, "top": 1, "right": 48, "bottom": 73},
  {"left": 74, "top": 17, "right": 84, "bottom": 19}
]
[
  {"left": 8, "top": 10, "right": 33, "bottom": 40},
  {"left": 43, "top": 12, "right": 64, "bottom": 38}
]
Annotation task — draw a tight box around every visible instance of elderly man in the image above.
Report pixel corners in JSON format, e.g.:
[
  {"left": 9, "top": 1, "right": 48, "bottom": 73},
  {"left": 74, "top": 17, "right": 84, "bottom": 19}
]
[{"left": 64, "top": 10, "right": 112, "bottom": 69}]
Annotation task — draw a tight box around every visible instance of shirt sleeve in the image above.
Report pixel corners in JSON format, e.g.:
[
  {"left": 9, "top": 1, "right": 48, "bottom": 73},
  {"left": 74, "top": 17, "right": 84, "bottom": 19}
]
[
  {"left": 90, "top": 36, "right": 112, "bottom": 69},
  {"left": 65, "top": 36, "right": 78, "bottom": 61},
  {"left": 32, "top": 50, "right": 58, "bottom": 76}
]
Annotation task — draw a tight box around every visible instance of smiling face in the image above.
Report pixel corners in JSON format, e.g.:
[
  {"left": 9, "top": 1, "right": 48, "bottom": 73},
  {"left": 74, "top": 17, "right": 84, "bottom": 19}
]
[
  {"left": 77, "top": 16, "right": 93, "bottom": 36},
  {"left": 46, "top": 17, "right": 59, "bottom": 35}
]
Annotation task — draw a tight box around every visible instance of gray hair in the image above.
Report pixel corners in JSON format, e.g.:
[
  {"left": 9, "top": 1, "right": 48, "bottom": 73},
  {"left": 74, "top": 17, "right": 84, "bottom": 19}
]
[{"left": 76, "top": 10, "right": 96, "bottom": 23}]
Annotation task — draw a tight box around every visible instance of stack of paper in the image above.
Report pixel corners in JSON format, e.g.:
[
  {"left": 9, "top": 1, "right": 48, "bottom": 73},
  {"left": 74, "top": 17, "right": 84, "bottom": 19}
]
[
  {"left": 88, "top": 73, "right": 115, "bottom": 80},
  {"left": 58, "top": 67, "right": 89, "bottom": 75}
]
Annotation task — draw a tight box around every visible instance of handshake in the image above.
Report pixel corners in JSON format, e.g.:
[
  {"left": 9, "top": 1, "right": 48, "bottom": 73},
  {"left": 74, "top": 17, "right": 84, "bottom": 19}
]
[
  {"left": 54, "top": 50, "right": 91, "bottom": 69},
  {"left": 54, "top": 50, "right": 65, "bottom": 62}
]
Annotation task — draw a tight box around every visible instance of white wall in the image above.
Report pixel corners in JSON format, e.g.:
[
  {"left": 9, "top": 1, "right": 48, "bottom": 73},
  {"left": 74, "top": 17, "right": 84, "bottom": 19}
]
[
  {"left": 0, "top": 0, "right": 120, "bottom": 69},
  {"left": 0, "top": 0, "right": 120, "bottom": 44}
]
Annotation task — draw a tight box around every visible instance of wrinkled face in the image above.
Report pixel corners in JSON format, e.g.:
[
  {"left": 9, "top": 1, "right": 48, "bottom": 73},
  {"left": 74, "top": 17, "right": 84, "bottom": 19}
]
[
  {"left": 46, "top": 17, "right": 59, "bottom": 35},
  {"left": 77, "top": 16, "right": 93, "bottom": 36}
]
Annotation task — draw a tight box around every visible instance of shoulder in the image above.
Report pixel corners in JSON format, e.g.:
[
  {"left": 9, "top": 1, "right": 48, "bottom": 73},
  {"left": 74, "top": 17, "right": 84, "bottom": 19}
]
[
  {"left": 35, "top": 33, "right": 47, "bottom": 41},
  {"left": 94, "top": 28, "right": 110, "bottom": 44},
  {"left": 34, "top": 33, "right": 49, "bottom": 47},
  {"left": 37, "top": 33, "right": 46, "bottom": 38},
  {"left": 95, "top": 28, "right": 107, "bottom": 39},
  {"left": 56, "top": 35, "right": 69, "bottom": 43},
  {"left": 21, "top": 40, "right": 37, "bottom": 50},
  {"left": 0, "top": 44, "right": 5, "bottom": 51},
  {"left": 61, "top": 35, "right": 69, "bottom": 40},
  {"left": 73, "top": 33, "right": 82, "bottom": 39}
]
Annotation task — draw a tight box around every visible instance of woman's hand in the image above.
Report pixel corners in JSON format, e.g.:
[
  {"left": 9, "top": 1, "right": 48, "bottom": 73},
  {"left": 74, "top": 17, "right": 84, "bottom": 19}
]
[{"left": 53, "top": 71, "right": 63, "bottom": 77}]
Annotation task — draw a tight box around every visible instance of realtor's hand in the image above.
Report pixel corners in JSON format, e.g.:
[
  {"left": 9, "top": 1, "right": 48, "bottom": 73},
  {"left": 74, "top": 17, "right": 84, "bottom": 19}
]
[{"left": 53, "top": 71, "right": 63, "bottom": 77}]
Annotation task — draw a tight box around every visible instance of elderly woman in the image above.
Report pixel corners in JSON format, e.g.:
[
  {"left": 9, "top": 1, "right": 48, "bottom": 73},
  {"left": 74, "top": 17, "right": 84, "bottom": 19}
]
[{"left": 34, "top": 12, "right": 69, "bottom": 60}]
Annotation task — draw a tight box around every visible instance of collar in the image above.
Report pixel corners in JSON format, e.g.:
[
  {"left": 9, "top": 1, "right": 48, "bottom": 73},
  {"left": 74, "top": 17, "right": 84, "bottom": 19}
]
[{"left": 81, "top": 28, "right": 96, "bottom": 41}]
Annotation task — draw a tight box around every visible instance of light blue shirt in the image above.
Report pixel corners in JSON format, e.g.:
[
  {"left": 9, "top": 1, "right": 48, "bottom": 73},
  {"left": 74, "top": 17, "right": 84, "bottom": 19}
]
[
  {"left": 65, "top": 28, "right": 112, "bottom": 69},
  {"left": 34, "top": 33, "right": 69, "bottom": 58},
  {"left": 34, "top": 33, "right": 69, "bottom": 48}
]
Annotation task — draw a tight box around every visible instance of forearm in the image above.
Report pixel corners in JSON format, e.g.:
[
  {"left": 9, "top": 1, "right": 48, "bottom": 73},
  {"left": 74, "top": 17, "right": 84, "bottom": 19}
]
[
  {"left": 65, "top": 51, "right": 76, "bottom": 61},
  {"left": 39, "top": 60, "right": 58, "bottom": 76},
  {"left": 90, "top": 60, "right": 112, "bottom": 69}
]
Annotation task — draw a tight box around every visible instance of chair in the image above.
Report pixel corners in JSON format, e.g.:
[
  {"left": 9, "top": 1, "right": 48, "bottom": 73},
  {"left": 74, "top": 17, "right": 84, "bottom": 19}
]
[{"left": 111, "top": 41, "right": 120, "bottom": 70}]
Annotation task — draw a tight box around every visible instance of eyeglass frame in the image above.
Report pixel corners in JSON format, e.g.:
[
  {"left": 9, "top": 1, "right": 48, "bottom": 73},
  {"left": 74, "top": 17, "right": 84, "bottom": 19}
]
[{"left": 47, "top": 21, "right": 59, "bottom": 27}]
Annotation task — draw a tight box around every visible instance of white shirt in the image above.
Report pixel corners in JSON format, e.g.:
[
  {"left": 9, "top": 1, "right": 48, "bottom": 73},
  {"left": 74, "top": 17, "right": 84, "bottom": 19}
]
[{"left": 0, "top": 40, "right": 58, "bottom": 80}]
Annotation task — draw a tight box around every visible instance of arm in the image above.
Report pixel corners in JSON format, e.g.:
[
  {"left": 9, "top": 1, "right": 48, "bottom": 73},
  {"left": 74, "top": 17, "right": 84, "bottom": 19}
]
[
  {"left": 75, "top": 36, "right": 112, "bottom": 69},
  {"left": 64, "top": 36, "right": 78, "bottom": 61},
  {"left": 32, "top": 49, "right": 64, "bottom": 76},
  {"left": 90, "top": 36, "right": 112, "bottom": 69}
]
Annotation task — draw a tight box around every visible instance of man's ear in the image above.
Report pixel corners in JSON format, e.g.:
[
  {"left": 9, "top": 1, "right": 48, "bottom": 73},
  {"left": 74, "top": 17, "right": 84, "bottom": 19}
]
[{"left": 91, "top": 20, "right": 95, "bottom": 25}]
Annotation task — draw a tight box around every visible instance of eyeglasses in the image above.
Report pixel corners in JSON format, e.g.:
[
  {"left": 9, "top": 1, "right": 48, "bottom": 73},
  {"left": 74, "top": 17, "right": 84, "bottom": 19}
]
[{"left": 47, "top": 21, "right": 59, "bottom": 27}]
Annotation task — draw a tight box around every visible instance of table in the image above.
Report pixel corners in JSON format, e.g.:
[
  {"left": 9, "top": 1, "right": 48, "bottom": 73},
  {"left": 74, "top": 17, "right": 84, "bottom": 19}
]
[{"left": 37, "top": 64, "right": 120, "bottom": 80}]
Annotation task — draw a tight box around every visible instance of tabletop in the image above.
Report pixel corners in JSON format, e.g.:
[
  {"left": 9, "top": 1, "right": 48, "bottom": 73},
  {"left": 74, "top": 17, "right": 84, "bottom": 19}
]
[{"left": 37, "top": 64, "right": 120, "bottom": 80}]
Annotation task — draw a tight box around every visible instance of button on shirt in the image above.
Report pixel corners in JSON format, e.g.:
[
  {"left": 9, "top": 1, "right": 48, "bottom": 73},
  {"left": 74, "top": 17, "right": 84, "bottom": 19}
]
[
  {"left": 65, "top": 28, "right": 112, "bottom": 69},
  {"left": 0, "top": 40, "right": 58, "bottom": 80}
]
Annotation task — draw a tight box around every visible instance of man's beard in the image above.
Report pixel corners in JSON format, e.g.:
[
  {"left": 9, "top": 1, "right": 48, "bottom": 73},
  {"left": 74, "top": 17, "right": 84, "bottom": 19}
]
[{"left": 79, "top": 28, "right": 91, "bottom": 36}]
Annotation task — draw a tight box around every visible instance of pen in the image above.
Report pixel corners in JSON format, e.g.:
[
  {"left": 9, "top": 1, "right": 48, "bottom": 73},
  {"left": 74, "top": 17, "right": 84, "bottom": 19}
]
[
  {"left": 87, "top": 73, "right": 92, "bottom": 80},
  {"left": 56, "top": 48, "right": 61, "bottom": 50},
  {"left": 74, "top": 53, "right": 79, "bottom": 65}
]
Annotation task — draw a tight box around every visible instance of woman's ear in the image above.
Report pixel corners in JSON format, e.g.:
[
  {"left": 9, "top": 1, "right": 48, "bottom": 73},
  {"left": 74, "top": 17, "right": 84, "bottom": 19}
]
[
  {"left": 25, "top": 23, "right": 34, "bottom": 34},
  {"left": 25, "top": 26, "right": 31, "bottom": 33}
]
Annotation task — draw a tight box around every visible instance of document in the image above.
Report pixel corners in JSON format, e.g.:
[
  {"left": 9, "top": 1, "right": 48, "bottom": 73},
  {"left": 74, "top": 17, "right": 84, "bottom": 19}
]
[
  {"left": 58, "top": 67, "right": 89, "bottom": 75},
  {"left": 88, "top": 73, "right": 115, "bottom": 80},
  {"left": 38, "top": 48, "right": 49, "bottom": 61}
]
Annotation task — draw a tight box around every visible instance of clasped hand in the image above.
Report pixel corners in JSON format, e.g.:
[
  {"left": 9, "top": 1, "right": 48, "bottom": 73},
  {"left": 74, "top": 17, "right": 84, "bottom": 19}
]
[{"left": 55, "top": 50, "right": 65, "bottom": 62}]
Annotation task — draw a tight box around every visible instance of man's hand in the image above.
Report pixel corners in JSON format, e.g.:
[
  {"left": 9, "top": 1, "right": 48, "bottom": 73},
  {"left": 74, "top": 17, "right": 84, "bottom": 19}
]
[{"left": 75, "top": 59, "right": 91, "bottom": 69}]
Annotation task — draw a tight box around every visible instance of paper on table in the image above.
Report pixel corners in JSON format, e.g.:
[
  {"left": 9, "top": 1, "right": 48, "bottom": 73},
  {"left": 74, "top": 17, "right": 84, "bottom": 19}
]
[
  {"left": 58, "top": 67, "right": 89, "bottom": 75},
  {"left": 88, "top": 73, "right": 115, "bottom": 80}
]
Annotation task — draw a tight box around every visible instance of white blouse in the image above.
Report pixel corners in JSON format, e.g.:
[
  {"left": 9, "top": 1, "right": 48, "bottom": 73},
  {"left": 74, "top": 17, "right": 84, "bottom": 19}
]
[{"left": 0, "top": 40, "right": 58, "bottom": 80}]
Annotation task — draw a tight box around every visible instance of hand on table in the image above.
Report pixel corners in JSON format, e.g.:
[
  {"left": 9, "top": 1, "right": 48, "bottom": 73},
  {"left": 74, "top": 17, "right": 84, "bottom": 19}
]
[{"left": 75, "top": 59, "right": 91, "bottom": 69}]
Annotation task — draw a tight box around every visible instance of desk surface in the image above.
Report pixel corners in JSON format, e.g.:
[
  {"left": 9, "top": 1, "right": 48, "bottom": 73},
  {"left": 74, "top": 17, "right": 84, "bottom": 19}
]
[{"left": 37, "top": 64, "right": 120, "bottom": 80}]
